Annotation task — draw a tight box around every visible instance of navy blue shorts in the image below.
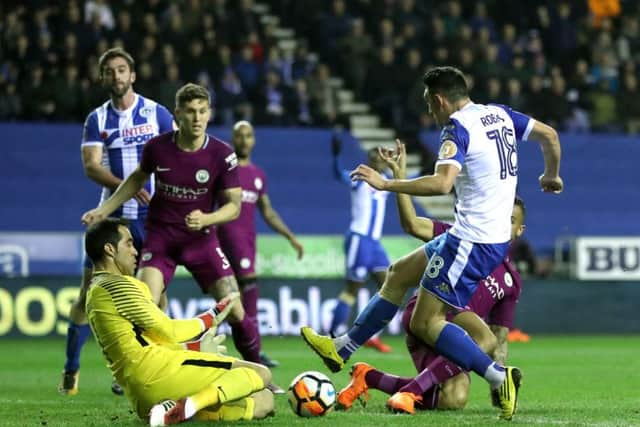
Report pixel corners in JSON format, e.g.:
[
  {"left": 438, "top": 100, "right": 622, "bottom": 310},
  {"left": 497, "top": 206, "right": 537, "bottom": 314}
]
[{"left": 420, "top": 232, "right": 508, "bottom": 309}]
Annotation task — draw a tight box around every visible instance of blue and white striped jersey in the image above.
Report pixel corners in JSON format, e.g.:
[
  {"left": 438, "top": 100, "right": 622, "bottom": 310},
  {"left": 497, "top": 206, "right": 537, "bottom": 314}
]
[
  {"left": 349, "top": 180, "right": 388, "bottom": 240},
  {"left": 81, "top": 94, "right": 173, "bottom": 220},
  {"left": 437, "top": 102, "right": 533, "bottom": 244}
]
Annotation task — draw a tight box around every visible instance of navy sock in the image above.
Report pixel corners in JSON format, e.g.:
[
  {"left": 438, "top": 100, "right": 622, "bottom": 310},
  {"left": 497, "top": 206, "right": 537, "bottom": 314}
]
[
  {"left": 64, "top": 322, "right": 91, "bottom": 373},
  {"left": 337, "top": 294, "right": 398, "bottom": 360},
  {"left": 434, "top": 323, "right": 504, "bottom": 387}
]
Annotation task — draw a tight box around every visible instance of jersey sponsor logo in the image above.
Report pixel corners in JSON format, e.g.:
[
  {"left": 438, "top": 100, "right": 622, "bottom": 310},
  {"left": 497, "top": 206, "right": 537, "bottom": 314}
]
[
  {"left": 157, "top": 179, "right": 208, "bottom": 200},
  {"left": 254, "top": 177, "right": 263, "bottom": 190},
  {"left": 241, "top": 190, "right": 259, "bottom": 203},
  {"left": 121, "top": 124, "right": 155, "bottom": 145},
  {"left": 225, "top": 153, "right": 238, "bottom": 171},
  {"left": 438, "top": 141, "right": 458, "bottom": 160},
  {"left": 196, "top": 169, "right": 210, "bottom": 183},
  {"left": 483, "top": 275, "right": 504, "bottom": 299},
  {"left": 156, "top": 166, "right": 171, "bottom": 172}
]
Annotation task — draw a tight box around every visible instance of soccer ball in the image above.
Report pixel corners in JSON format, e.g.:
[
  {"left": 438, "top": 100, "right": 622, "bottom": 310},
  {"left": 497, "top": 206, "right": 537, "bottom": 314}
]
[{"left": 287, "top": 371, "right": 336, "bottom": 417}]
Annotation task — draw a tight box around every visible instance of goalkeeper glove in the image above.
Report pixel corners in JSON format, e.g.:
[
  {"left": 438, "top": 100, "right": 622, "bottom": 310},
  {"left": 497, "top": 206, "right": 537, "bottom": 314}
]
[
  {"left": 184, "top": 331, "right": 227, "bottom": 355},
  {"left": 196, "top": 292, "right": 240, "bottom": 330}
]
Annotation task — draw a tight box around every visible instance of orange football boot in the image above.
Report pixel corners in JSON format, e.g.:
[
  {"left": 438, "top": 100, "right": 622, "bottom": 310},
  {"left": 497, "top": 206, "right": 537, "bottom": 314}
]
[
  {"left": 336, "top": 362, "right": 374, "bottom": 410},
  {"left": 386, "top": 392, "right": 423, "bottom": 414}
]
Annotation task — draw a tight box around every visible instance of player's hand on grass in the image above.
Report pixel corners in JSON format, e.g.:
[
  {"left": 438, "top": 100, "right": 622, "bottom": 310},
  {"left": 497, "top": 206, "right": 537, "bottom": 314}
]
[
  {"left": 539, "top": 174, "right": 564, "bottom": 194},
  {"left": 185, "top": 209, "right": 208, "bottom": 231},
  {"left": 134, "top": 188, "right": 151, "bottom": 206},
  {"left": 290, "top": 237, "right": 304, "bottom": 260},
  {"left": 81, "top": 208, "right": 107, "bottom": 226},
  {"left": 350, "top": 164, "right": 388, "bottom": 190}
]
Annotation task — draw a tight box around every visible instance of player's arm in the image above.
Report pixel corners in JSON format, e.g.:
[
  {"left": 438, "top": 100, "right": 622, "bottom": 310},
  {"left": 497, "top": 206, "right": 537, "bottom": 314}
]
[
  {"left": 81, "top": 166, "right": 150, "bottom": 225},
  {"left": 380, "top": 141, "right": 436, "bottom": 241},
  {"left": 331, "top": 133, "right": 352, "bottom": 184},
  {"left": 186, "top": 187, "right": 242, "bottom": 231},
  {"left": 351, "top": 160, "right": 458, "bottom": 196},
  {"left": 107, "top": 278, "right": 238, "bottom": 343},
  {"left": 258, "top": 194, "right": 304, "bottom": 259},
  {"left": 528, "top": 120, "right": 563, "bottom": 193},
  {"left": 489, "top": 324, "right": 509, "bottom": 365},
  {"left": 81, "top": 145, "right": 122, "bottom": 191}
]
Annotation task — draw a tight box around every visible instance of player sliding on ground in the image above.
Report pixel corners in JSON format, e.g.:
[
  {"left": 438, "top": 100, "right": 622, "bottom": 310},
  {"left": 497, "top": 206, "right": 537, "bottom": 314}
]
[
  {"left": 84, "top": 218, "right": 274, "bottom": 425},
  {"left": 336, "top": 141, "right": 526, "bottom": 415},
  {"left": 301, "top": 66, "right": 563, "bottom": 420}
]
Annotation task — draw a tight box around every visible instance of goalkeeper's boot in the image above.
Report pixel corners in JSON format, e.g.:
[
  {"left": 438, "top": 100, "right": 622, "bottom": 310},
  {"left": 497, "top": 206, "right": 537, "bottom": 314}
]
[
  {"left": 386, "top": 392, "right": 423, "bottom": 414},
  {"left": 300, "top": 326, "right": 344, "bottom": 373},
  {"left": 111, "top": 379, "right": 124, "bottom": 396},
  {"left": 336, "top": 362, "right": 373, "bottom": 410},
  {"left": 496, "top": 367, "right": 522, "bottom": 420},
  {"left": 57, "top": 370, "right": 79, "bottom": 395},
  {"left": 259, "top": 351, "right": 279, "bottom": 368},
  {"left": 149, "top": 399, "right": 187, "bottom": 426}
]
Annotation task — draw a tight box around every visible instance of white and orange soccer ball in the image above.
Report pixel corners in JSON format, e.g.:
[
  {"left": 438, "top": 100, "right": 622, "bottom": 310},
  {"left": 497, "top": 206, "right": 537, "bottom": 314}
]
[{"left": 287, "top": 371, "right": 336, "bottom": 417}]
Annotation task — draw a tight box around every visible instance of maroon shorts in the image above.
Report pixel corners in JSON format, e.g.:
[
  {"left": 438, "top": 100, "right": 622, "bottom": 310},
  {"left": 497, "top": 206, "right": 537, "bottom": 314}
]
[
  {"left": 218, "top": 229, "right": 257, "bottom": 277},
  {"left": 139, "top": 222, "right": 234, "bottom": 292}
]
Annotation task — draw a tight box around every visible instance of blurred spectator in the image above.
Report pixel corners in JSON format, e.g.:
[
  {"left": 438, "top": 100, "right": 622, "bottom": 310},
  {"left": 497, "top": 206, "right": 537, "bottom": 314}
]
[
  {"left": 617, "top": 73, "right": 640, "bottom": 134},
  {"left": 589, "top": 79, "right": 617, "bottom": 132},
  {"left": 53, "top": 64, "right": 83, "bottom": 121},
  {"left": 287, "top": 79, "right": 314, "bottom": 126},
  {"left": 0, "top": 0, "right": 638, "bottom": 134},
  {"left": 216, "top": 68, "right": 251, "bottom": 126},
  {"left": 0, "top": 83, "right": 22, "bottom": 120},
  {"left": 307, "top": 63, "right": 338, "bottom": 126},
  {"left": 157, "top": 63, "right": 183, "bottom": 113},
  {"left": 258, "top": 70, "right": 287, "bottom": 125},
  {"left": 337, "top": 18, "right": 373, "bottom": 99},
  {"left": 84, "top": 0, "right": 115, "bottom": 30}
]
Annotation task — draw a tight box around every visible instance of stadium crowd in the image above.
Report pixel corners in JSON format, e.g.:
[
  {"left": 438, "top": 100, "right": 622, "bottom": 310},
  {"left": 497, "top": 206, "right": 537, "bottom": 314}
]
[{"left": 1, "top": 0, "right": 639, "bottom": 134}]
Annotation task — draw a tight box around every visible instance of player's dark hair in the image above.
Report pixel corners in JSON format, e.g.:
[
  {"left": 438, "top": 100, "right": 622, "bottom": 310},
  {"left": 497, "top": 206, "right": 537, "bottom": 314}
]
[
  {"left": 514, "top": 195, "right": 526, "bottom": 219},
  {"left": 85, "top": 218, "right": 130, "bottom": 264},
  {"left": 422, "top": 66, "right": 468, "bottom": 102},
  {"left": 98, "top": 47, "right": 135, "bottom": 76},
  {"left": 175, "top": 83, "right": 211, "bottom": 108}
]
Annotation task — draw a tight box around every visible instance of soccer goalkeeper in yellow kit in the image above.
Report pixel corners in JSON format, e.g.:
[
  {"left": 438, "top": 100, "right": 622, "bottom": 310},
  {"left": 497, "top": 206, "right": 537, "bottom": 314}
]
[{"left": 84, "top": 218, "right": 274, "bottom": 426}]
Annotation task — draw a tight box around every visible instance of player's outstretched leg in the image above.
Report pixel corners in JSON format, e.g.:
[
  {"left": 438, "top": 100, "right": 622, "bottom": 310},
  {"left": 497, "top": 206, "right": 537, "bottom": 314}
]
[
  {"left": 496, "top": 367, "right": 522, "bottom": 420},
  {"left": 336, "top": 362, "right": 374, "bottom": 410}
]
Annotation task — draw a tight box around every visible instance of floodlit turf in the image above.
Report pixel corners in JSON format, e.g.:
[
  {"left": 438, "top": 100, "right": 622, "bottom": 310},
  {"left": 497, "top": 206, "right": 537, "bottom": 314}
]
[{"left": 3, "top": 336, "right": 639, "bottom": 426}]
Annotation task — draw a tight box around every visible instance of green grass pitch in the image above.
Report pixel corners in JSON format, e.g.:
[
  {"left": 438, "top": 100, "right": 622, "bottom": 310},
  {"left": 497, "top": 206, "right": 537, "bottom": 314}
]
[{"left": 3, "top": 336, "right": 638, "bottom": 426}]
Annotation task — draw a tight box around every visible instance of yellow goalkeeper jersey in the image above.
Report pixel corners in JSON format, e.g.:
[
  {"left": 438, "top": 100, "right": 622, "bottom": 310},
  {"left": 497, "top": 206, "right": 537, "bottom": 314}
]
[{"left": 85, "top": 271, "right": 204, "bottom": 381}]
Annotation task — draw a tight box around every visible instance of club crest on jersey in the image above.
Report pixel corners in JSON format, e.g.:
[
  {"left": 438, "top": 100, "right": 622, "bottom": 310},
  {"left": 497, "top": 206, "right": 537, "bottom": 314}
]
[
  {"left": 141, "top": 252, "right": 153, "bottom": 262},
  {"left": 139, "top": 106, "right": 154, "bottom": 118},
  {"left": 196, "top": 169, "right": 210, "bottom": 183},
  {"left": 254, "top": 177, "right": 263, "bottom": 190},
  {"left": 439, "top": 141, "right": 458, "bottom": 159}
]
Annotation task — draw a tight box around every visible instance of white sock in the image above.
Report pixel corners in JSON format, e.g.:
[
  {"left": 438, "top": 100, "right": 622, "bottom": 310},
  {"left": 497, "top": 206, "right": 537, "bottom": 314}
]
[
  {"left": 332, "top": 334, "right": 351, "bottom": 352},
  {"left": 184, "top": 398, "right": 197, "bottom": 419},
  {"left": 485, "top": 363, "right": 507, "bottom": 389}
]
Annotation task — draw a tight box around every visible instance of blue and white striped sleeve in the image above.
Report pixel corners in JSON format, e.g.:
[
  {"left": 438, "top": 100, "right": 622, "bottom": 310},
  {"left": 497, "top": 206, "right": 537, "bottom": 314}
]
[
  {"left": 492, "top": 103, "right": 534, "bottom": 141},
  {"left": 81, "top": 112, "right": 102, "bottom": 147}
]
